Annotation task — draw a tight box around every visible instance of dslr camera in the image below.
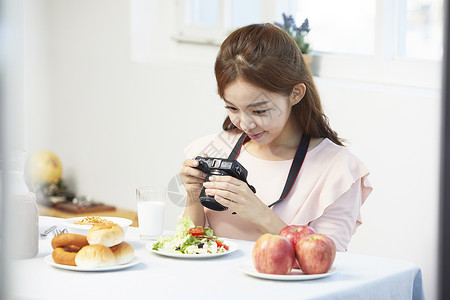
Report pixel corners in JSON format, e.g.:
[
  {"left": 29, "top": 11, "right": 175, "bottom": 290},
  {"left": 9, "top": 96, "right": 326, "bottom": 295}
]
[{"left": 194, "top": 156, "right": 256, "bottom": 211}]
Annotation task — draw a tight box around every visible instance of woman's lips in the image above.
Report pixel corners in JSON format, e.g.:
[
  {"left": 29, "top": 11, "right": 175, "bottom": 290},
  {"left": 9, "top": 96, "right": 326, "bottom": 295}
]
[{"left": 247, "top": 132, "right": 264, "bottom": 140}]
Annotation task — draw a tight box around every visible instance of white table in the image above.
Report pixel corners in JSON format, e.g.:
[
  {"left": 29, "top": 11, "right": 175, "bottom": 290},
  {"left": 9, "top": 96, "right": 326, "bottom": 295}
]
[{"left": 7, "top": 217, "right": 425, "bottom": 300}]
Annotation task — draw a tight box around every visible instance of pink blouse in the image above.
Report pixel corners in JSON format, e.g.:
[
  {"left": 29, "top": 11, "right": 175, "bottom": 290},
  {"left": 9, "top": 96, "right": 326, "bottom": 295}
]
[{"left": 184, "top": 130, "right": 372, "bottom": 251}]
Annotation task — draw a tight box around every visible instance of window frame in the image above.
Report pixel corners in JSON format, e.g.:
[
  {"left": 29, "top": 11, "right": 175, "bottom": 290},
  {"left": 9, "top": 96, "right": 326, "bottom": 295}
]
[{"left": 172, "top": 0, "right": 442, "bottom": 89}]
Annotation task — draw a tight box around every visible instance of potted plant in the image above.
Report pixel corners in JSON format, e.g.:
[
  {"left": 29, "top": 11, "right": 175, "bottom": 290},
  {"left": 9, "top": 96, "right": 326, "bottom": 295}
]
[{"left": 274, "top": 13, "right": 312, "bottom": 67}]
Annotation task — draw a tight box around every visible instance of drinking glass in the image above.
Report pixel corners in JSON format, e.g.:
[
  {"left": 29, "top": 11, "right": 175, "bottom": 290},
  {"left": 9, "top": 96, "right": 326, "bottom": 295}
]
[{"left": 136, "top": 186, "right": 166, "bottom": 240}]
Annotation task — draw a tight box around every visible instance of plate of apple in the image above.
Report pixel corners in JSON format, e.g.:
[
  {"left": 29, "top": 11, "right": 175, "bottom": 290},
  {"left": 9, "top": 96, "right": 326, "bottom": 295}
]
[{"left": 240, "top": 225, "right": 337, "bottom": 281}]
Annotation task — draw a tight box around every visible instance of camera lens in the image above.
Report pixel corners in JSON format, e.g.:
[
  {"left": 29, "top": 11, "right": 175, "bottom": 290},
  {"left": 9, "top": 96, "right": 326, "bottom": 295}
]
[{"left": 198, "top": 187, "right": 228, "bottom": 211}]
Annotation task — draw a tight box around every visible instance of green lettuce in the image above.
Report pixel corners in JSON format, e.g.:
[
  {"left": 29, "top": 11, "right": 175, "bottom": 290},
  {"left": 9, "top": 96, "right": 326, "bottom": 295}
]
[
  {"left": 203, "top": 227, "right": 214, "bottom": 237},
  {"left": 175, "top": 216, "right": 195, "bottom": 239},
  {"left": 152, "top": 239, "right": 167, "bottom": 250},
  {"left": 152, "top": 216, "right": 195, "bottom": 251},
  {"left": 179, "top": 235, "right": 198, "bottom": 253}
]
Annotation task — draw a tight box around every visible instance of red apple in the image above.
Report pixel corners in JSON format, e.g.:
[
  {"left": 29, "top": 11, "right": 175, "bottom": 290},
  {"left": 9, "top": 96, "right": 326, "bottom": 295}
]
[
  {"left": 279, "top": 225, "right": 317, "bottom": 246},
  {"left": 252, "top": 233, "right": 295, "bottom": 275},
  {"left": 279, "top": 225, "right": 316, "bottom": 269},
  {"left": 295, "top": 234, "right": 336, "bottom": 274}
]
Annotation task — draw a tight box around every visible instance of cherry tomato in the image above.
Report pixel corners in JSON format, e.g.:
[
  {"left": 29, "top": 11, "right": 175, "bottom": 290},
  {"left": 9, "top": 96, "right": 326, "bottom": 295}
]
[
  {"left": 189, "top": 226, "right": 204, "bottom": 236},
  {"left": 216, "top": 240, "right": 229, "bottom": 251}
]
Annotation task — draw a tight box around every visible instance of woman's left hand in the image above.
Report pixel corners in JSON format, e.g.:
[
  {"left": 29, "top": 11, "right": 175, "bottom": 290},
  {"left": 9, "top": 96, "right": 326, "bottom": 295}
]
[{"left": 202, "top": 175, "right": 276, "bottom": 226}]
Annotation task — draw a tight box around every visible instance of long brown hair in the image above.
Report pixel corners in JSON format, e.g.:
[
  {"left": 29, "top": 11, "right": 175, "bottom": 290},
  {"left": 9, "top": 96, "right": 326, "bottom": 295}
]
[{"left": 214, "top": 23, "right": 343, "bottom": 146}]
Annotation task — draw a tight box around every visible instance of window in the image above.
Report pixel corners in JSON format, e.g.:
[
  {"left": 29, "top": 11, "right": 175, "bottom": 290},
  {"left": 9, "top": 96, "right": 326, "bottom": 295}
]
[
  {"left": 397, "top": 0, "right": 443, "bottom": 60},
  {"left": 185, "top": 0, "right": 219, "bottom": 27},
  {"left": 174, "top": 0, "right": 263, "bottom": 45},
  {"left": 176, "top": 0, "right": 442, "bottom": 60},
  {"left": 160, "top": 0, "right": 443, "bottom": 88},
  {"left": 281, "top": 0, "right": 376, "bottom": 55}
]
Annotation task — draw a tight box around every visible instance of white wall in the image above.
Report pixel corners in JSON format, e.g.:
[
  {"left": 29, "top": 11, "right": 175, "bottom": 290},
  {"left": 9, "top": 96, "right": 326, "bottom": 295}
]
[
  {"left": 24, "top": 1, "right": 440, "bottom": 299},
  {"left": 319, "top": 78, "right": 441, "bottom": 300}
]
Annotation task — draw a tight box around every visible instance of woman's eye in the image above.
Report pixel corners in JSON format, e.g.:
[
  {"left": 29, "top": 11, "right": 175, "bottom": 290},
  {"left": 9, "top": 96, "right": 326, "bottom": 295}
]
[
  {"left": 224, "top": 106, "right": 238, "bottom": 111},
  {"left": 253, "top": 110, "right": 268, "bottom": 115}
]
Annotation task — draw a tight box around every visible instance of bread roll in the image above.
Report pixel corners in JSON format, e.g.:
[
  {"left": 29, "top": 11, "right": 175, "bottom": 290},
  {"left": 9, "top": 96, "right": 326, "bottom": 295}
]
[
  {"left": 75, "top": 244, "right": 116, "bottom": 267},
  {"left": 87, "top": 223, "right": 124, "bottom": 247},
  {"left": 110, "top": 242, "right": 134, "bottom": 265}
]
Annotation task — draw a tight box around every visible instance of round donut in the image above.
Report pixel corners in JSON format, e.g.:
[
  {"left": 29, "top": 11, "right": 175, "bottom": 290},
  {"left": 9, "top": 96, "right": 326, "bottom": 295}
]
[
  {"left": 51, "top": 233, "right": 89, "bottom": 249},
  {"left": 52, "top": 246, "right": 80, "bottom": 266},
  {"left": 61, "top": 244, "right": 82, "bottom": 252}
]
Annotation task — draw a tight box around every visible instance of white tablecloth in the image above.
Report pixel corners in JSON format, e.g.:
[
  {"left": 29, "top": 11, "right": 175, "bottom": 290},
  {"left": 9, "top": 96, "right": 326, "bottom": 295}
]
[{"left": 7, "top": 217, "right": 425, "bottom": 300}]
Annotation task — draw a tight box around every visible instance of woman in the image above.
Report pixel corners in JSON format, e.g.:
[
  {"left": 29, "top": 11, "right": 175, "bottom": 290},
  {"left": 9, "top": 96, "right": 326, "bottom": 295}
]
[{"left": 180, "top": 23, "right": 372, "bottom": 251}]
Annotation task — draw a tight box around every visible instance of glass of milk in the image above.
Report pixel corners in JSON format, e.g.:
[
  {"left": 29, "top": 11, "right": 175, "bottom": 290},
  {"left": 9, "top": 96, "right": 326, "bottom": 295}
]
[{"left": 136, "top": 186, "right": 166, "bottom": 240}]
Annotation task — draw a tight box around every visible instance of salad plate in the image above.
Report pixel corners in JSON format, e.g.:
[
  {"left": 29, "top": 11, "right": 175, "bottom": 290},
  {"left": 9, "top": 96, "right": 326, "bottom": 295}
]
[
  {"left": 148, "top": 216, "right": 238, "bottom": 258},
  {"left": 44, "top": 255, "right": 142, "bottom": 272},
  {"left": 239, "top": 264, "right": 336, "bottom": 281},
  {"left": 147, "top": 240, "right": 238, "bottom": 259}
]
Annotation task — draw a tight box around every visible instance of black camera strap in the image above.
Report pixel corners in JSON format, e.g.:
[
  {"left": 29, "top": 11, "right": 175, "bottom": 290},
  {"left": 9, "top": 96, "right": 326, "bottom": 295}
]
[
  {"left": 228, "top": 132, "right": 248, "bottom": 161},
  {"left": 229, "top": 132, "right": 310, "bottom": 208}
]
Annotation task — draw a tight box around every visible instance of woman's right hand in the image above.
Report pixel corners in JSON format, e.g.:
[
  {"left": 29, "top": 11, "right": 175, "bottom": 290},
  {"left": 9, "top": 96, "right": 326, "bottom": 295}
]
[
  {"left": 180, "top": 157, "right": 208, "bottom": 227},
  {"left": 179, "top": 157, "right": 208, "bottom": 200}
]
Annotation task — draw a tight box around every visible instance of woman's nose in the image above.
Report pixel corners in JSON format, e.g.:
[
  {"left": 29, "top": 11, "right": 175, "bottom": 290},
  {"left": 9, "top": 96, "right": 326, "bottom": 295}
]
[{"left": 238, "top": 113, "right": 256, "bottom": 131}]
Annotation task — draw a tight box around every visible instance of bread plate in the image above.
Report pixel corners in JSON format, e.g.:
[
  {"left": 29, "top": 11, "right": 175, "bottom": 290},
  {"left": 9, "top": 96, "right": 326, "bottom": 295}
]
[{"left": 44, "top": 255, "right": 142, "bottom": 272}]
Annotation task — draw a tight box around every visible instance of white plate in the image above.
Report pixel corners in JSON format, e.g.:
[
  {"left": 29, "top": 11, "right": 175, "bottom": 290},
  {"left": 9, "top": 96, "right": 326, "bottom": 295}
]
[
  {"left": 44, "top": 255, "right": 142, "bottom": 272},
  {"left": 147, "top": 240, "right": 238, "bottom": 259},
  {"left": 239, "top": 264, "right": 336, "bottom": 281},
  {"left": 64, "top": 216, "right": 133, "bottom": 235}
]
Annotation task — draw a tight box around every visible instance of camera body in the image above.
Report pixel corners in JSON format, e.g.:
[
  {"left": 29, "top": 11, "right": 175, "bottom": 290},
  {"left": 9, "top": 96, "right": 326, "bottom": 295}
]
[{"left": 194, "top": 156, "right": 255, "bottom": 211}]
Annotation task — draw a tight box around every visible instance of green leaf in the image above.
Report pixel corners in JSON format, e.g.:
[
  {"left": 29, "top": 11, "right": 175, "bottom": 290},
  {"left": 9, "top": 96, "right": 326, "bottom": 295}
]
[
  {"left": 152, "top": 240, "right": 164, "bottom": 250},
  {"left": 179, "top": 235, "right": 199, "bottom": 253},
  {"left": 175, "top": 216, "right": 195, "bottom": 239},
  {"left": 203, "top": 227, "right": 214, "bottom": 237}
]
